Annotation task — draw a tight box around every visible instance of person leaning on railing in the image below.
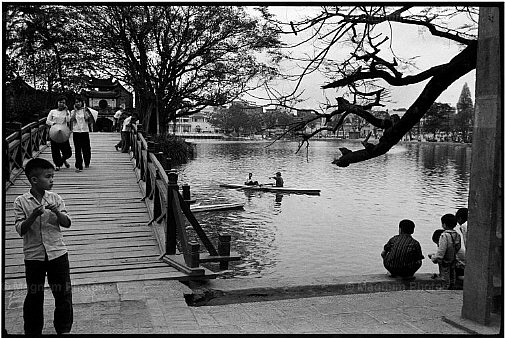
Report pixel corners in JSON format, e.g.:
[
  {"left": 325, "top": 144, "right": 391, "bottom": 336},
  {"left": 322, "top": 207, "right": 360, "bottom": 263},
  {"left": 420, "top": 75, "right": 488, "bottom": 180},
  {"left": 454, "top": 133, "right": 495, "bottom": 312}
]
[
  {"left": 115, "top": 112, "right": 138, "bottom": 153},
  {"left": 46, "top": 95, "right": 72, "bottom": 171}
]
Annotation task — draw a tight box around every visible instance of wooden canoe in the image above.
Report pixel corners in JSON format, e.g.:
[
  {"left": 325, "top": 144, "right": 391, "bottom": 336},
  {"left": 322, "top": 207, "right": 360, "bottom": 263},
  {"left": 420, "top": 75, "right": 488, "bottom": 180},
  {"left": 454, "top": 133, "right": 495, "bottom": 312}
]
[
  {"left": 219, "top": 183, "right": 320, "bottom": 195},
  {"left": 190, "top": 202, "right": 244, "bottom": 213}
]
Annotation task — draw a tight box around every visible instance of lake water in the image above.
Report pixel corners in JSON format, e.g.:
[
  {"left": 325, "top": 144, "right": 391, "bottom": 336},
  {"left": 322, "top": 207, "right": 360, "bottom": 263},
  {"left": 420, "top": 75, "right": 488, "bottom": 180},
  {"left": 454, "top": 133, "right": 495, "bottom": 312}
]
[{"left": 175, "top": 139, "right": 471, "bottom": 283}]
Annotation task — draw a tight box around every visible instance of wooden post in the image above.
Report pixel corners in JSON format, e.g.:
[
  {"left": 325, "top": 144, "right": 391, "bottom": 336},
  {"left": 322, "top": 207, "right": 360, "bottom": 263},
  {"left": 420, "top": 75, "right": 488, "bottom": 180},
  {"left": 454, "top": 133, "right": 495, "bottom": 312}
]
[
  {"left": 165, "top": 169, "right": 179, "bottom": 255},
  {"left": 145, "top": 141, "right": 155, "bottom": 196},
  {"left": 14, "top": 122, "right": 23, "bottom": 168},
  {"left": 33, "top": 114, "right": 40, "bottom": 151},
  {"left": 462, "top": 6, "right": 502, "bottom": 325},
  {"left": 218, "top": 233, "right": 231, "bottom": 270},
  {"left": 182, "top": 184, "right": 191, "bottom": 201},
  {"left": 147, "top": 141, "right": 155, "bottom": 155},
  {"left": 153, "top": 167, "right": 161, "bottom": 216},
  {"left": 188, "top": 241, "right": 200, "bottom": 268},
  {"left": 26, "top": 124, "right": 33, "bottom": 158}
]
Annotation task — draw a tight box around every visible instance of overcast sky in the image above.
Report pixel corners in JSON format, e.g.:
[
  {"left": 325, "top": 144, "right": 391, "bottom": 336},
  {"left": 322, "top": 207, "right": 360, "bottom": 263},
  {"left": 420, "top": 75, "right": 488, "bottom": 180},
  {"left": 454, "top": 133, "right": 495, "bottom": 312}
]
[{"left": 244, "top": 6, "right": 476, "bottom": 111}]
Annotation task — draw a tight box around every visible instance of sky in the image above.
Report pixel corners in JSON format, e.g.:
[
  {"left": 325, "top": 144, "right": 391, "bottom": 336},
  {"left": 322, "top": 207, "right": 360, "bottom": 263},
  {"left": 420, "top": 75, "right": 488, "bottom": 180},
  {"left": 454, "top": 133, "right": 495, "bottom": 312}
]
[{"left": 244, "top": 5, "right": 477, "bottom": 111}]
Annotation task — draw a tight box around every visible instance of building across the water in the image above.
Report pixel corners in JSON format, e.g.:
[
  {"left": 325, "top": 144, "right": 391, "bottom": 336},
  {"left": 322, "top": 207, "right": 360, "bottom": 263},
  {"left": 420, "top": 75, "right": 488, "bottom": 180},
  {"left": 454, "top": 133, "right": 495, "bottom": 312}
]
[{"left": 172, "top": 106, "right": 224, "bottom": 138}]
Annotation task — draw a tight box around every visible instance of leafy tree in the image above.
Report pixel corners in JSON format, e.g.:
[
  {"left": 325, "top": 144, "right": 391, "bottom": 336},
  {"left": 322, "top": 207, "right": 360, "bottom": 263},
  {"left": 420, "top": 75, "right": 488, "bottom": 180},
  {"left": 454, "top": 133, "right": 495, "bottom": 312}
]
[
  {"left": 265, "top": 6, "right": 478, "bottom": 166},
  {"left": 209, "top": 103, "right": 264, "bottom": 135},
  {"left": 262, "top": 109, "right": 294, "bottom": 129},
  {"left": 78, "top": 6, "right": 281, "bottom": 134},
  {"left": 455, "top": 82, "right": 474, "bottom": 142},
  {"left": 423, "top": 102, "right": 454, "bottom": 138},
  {"left": 209, "top": 106, "right": 249, "bottom": 134},
  {"left": 4, "top": 5, "right": 90, "bottom": 92}
]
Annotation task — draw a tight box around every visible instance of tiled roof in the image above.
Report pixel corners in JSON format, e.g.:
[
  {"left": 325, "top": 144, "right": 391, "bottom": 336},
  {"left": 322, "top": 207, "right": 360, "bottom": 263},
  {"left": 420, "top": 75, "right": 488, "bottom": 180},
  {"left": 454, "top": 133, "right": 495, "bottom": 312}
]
[
  {"left": 87, "top": 77, "right": 116, "bottom": 88},
  {"left": 81, "top": 89, "right": 121, "bottom": 98}
]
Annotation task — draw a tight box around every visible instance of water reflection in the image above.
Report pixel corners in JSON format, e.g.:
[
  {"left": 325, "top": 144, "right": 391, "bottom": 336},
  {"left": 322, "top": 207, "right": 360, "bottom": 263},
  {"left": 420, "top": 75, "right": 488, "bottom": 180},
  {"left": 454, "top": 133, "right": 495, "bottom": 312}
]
[
  {"left": 274, "top": 193, "right": 283, "bottom": 212},
  {"left": 178, "top": 140, "right": 471, "bottom": 282}
]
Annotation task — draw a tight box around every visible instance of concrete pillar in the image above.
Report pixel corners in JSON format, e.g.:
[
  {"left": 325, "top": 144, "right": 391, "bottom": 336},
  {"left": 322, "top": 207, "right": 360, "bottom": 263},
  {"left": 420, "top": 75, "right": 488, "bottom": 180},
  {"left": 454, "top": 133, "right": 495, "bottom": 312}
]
[{"left": 462, "top": 6, "right": 502, "bottom": 325}]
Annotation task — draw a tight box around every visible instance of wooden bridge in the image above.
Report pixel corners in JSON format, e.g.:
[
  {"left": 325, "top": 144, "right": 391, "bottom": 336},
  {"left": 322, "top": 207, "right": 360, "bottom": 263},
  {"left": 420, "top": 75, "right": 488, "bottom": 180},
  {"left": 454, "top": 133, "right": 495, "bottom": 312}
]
[{"left": 4, "top": 119, "right": 238, "bottom": 291}]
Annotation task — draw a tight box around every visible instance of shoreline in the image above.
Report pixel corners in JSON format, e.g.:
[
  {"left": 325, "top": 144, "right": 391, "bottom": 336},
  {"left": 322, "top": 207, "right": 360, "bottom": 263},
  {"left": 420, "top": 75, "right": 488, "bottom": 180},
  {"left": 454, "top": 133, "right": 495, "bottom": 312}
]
[
  {"left": 182, "top": 272, "right": 449, "bottom": 307},
  {"left": 188, "top": 136, "right": 472, "bottom": 147}
]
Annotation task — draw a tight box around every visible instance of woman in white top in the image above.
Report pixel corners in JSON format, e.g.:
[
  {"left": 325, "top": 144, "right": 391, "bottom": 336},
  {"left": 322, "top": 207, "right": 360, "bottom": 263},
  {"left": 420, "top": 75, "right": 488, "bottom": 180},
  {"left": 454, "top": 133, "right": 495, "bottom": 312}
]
[
  {"left": 70, "top": 97, "right": 95, "bottom": 172},
  {"left": 46, "top": 95, "right": 72, "bottom": 170}
]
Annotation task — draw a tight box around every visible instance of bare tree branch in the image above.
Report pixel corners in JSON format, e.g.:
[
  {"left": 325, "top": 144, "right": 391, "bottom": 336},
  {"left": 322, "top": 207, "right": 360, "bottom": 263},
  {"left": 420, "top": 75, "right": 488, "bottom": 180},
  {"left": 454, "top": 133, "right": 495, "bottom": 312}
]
[{"left": 332, "top": 41, "right": 477, "bottom": 167}]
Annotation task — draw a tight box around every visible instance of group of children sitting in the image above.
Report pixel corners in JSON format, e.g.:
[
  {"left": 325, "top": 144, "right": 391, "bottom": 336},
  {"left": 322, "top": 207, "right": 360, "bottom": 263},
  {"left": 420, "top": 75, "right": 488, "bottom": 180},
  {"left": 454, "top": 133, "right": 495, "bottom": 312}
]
[{"left": 381, "top": 208, "right": 468, "bottom": 289}]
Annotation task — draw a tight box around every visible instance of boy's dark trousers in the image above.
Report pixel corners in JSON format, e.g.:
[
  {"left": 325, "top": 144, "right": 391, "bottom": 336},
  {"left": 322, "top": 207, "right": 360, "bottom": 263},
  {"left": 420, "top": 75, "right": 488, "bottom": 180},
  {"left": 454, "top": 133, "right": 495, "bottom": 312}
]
[
  {"left": 24, "top": 253, "right": 73, "bottom": 335},
  {"left": 50, "top": 140, "right": 72, "bottom": 168},
  {"left": 73, "top": 132, "right": 91, "bottom": 170},
  {"left": 439, "top": 261, "right": 457, "bottom": 289}
]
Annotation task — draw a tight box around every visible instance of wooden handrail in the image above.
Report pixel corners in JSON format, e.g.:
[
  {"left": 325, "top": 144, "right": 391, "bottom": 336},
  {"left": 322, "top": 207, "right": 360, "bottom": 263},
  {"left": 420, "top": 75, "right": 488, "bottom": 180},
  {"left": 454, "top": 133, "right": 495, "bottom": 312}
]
[
  {"left": 5, "top": 117, "right": 49, "bottom": 189},
  {"left": 128, "top": 124, "right": 239, "bottom": 275}
]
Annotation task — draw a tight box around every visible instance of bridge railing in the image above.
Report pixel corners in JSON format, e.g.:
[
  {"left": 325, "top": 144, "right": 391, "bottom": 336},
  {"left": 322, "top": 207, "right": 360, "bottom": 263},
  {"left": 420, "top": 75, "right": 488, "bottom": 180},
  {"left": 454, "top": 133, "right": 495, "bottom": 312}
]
[
  {"left": 129, "top": 124, "right": 239, "bottom": 276},
  {"left": 5, "top": 117, "right": 49, "bottom": 189}
]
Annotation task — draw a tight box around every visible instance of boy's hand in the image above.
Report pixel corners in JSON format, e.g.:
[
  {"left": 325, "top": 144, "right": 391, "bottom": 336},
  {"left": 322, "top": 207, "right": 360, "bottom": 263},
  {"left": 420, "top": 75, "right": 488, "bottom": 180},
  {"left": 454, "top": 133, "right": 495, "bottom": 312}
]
[
  {"left": 45, "top": 203, "right": 59, "bottom": 214},
  {"left": 30, "top": 205, "right": 44, "bottom": 219}
]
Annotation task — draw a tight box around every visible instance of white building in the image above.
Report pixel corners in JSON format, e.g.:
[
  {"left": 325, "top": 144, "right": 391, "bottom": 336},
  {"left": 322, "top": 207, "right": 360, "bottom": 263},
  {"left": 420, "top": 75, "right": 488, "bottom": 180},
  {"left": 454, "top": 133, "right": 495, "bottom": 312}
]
[{"left": 172, "top": 106, "right": 223, "bottom": 137}]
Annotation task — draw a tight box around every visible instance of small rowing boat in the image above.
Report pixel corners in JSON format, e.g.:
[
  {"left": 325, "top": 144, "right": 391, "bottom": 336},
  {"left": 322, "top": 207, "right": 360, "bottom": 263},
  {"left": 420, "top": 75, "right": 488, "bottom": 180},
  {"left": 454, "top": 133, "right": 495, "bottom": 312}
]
[
  {"left": 190, "top": 202, "right": 244, "bottom": 213},
  {"left": 219, "top": 183, "right": 320, "bottom": 195}
]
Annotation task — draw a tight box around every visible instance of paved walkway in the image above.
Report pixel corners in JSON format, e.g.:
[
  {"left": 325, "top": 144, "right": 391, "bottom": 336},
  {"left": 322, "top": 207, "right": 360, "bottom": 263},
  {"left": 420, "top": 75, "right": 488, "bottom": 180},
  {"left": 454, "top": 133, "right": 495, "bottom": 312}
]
[{"left": 4, "top": 277, "right": 501, "bottom": 335}]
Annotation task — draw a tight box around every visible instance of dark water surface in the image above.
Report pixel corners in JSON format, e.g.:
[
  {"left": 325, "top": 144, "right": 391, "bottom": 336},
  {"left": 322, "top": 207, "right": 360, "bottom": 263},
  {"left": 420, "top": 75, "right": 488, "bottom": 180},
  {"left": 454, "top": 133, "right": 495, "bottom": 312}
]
[{"left": 176, "top": 139, "right": 471, "bottom": 282}]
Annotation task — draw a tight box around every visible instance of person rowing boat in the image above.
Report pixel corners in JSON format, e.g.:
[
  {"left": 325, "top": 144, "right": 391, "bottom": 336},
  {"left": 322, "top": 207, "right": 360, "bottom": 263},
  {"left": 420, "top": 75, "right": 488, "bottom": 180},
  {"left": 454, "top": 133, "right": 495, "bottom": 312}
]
[
  {"left": 244, "top": 172, "right": 259, "bottom": 186},
  {"left": 266, "top": 172, "right": 283, "bottom": 187}
]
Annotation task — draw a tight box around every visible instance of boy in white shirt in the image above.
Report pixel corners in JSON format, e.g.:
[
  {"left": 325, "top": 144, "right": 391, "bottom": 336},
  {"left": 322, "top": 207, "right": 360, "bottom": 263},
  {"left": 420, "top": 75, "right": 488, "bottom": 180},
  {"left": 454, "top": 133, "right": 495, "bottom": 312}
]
[{"left": 14, "top": 158, "right": 73, "bottom": 334}]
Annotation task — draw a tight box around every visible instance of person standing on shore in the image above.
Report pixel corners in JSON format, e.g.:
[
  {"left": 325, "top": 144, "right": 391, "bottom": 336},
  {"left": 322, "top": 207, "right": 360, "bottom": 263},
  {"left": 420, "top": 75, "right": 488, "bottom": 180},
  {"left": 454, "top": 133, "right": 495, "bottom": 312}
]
[
  {"left": 455, "top": 208, "right": 468, "bottom": 246},
  {"left": 429, "top": 214, "right": 461, "bottom": 289},
  {"left": 453, "top": 207, "right": 467, "bottom": 280},
  {"left": 46, "top": 95, "right": 72, "bottom": 171},
  {"left": 70, "top": 97, "right": 95, "bottom": 172}
]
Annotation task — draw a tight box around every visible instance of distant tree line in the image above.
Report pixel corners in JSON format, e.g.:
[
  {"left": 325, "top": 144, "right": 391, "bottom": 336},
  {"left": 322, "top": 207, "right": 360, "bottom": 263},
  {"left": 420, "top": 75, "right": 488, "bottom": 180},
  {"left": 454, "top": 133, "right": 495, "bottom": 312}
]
[
  {"left": 208, "top": 82, "right": 474, "bottom": 142},
  {"left": 209, "top": 102, "right": 294, "bottom": 136},
  {"left": 342, "top": 83, "right": 474, "bottom": 143}
]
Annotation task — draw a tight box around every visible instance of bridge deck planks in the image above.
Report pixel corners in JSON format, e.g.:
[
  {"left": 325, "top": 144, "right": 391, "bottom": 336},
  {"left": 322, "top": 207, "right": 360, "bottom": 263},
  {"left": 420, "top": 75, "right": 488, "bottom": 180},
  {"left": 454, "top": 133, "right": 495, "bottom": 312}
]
[{"left": 4, "top": 132, "right": 210, "bottom": 290}]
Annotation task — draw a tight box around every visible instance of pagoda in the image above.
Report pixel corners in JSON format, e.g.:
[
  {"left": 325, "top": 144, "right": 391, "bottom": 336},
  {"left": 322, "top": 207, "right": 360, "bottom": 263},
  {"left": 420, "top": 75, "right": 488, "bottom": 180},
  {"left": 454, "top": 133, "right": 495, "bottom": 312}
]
[{"left": 80, "top": 76, "right": 133, "bottom": 112}]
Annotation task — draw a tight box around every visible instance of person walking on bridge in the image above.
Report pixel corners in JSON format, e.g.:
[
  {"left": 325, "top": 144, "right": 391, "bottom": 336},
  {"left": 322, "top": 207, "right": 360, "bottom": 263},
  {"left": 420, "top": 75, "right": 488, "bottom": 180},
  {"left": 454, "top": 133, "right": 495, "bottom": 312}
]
[
  {"left": 46, "top": 95, "right": 72, "bottom": 171},
  {"left": 70, "top": 97, "right": 96, "bottom": 173}
]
